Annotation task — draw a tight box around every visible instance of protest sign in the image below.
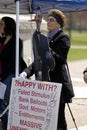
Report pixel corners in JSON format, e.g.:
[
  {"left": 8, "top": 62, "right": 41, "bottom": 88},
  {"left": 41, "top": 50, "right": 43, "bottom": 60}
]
[{"left": 7, "top": 78, "right": 62, "bottom": 130}]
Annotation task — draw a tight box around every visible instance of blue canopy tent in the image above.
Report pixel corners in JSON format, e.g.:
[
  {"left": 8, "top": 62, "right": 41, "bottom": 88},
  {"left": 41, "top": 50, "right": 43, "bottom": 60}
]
[
  {"left": 0, "top": 0, "right": 87, "bottom": 77},
  {"left": 0, "top": 0, "right": 87, "bottom": 14}
]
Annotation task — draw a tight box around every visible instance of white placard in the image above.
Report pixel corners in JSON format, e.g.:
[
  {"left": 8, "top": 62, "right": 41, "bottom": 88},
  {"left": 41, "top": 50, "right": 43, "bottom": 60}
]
[
  {"left": 7, "top": 78, "right": 62, "bottom": 130},
  {"left": 0, "top": 81, "right": 7, "bottom": 99}
]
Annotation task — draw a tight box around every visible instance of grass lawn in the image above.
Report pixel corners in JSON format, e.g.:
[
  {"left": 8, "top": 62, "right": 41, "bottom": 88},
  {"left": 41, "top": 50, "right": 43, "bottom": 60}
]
[
  {"left": 70, "top": 30, "right": 87, "bottom": 46},
  {"left": 66, "top": 30, "right": 87, "bottom": 61},
  {"left": 68, "top": 49, "right": 87, "bottom": 61}
]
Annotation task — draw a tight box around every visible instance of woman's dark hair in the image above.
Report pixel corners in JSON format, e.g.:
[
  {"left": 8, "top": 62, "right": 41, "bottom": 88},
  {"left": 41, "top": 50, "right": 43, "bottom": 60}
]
[{"left": 2, "top": 16, "right": 16, "bottom": 36}]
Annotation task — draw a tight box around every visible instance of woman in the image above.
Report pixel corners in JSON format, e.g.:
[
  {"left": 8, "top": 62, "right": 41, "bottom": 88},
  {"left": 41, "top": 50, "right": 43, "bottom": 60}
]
[
  {"left": 47, "top": 9, "right": 74, "bottom": 130},
  {"left": 0, "top": 16, "right": 26, "bottom": 130}
]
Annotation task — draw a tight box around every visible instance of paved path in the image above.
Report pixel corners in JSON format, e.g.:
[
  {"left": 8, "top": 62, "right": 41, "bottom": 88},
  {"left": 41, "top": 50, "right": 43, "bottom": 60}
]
[
  {"left": 68, "top": 59, "right": 87, "bottom": 88},
  {"left": 68, "top": 60, "right": 87, "bottom": 98},
  {"left": 69, "top": 125, "right": 87, "bottom": 130},
  {"left": 66, "top": 98, "right": 87, "bottom": 130},
  {"left": 66, "top": 60, "right": 87, "bottom": 129}
]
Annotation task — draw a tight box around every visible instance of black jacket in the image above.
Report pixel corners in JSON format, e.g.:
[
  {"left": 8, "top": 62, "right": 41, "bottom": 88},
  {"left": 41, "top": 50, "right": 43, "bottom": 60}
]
[
  {"left": 0, "top": 36, "right": 27, "bottom": 80},
  {"left": 49, "top": 30, "right": 75, "bottom": 103}
]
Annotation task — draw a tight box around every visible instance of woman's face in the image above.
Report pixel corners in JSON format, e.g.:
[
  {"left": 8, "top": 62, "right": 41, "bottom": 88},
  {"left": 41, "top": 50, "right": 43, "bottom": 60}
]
[
  {"left": 47, "top": 16, "right": 60, "bottom": 32},
  {"left": 0, "top": 19, "right": 5, "bottom": 35}
]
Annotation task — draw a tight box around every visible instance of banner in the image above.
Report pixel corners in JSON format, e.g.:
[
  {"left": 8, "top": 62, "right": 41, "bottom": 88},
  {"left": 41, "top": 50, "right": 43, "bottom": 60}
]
[{"left": 7, "top": 78, "right": 62, "bottom": 130}]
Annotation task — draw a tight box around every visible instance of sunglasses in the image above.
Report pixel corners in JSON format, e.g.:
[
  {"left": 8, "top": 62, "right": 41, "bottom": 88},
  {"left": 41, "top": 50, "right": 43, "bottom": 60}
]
[{"left": 47, "top": 17, "right": 56, "bottom": 22}]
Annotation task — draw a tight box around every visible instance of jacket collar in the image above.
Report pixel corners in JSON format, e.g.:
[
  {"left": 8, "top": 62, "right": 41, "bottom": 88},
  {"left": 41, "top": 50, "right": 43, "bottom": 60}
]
[{"left": 47, "top": 29, "right": 62, "bottom": 42}]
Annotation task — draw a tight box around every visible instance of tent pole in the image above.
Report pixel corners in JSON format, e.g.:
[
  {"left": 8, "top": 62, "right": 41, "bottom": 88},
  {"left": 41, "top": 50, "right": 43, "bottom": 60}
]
[
  {"left": 15, "top": 0, "right": 20, "bottom": 77},
  {"left": 30, "top": 14, "right": 34, "bottom": 63}
]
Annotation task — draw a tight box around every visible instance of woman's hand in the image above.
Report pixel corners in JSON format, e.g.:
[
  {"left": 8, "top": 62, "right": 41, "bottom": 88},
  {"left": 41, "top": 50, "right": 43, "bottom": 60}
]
[{"left": 19, "top": 72, "right": 27, "bottom": 78}]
